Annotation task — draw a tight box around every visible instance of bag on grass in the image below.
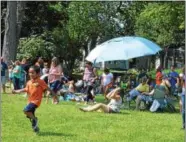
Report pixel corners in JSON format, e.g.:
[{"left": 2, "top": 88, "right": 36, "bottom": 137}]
[{"left": 150, "top": 99, "right": 160, "bottom": 112}]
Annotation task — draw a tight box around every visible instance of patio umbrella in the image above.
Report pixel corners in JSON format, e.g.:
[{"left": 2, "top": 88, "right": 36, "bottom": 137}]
[{"left": 86, "top": 36, "right": 162, "bottom": 63}]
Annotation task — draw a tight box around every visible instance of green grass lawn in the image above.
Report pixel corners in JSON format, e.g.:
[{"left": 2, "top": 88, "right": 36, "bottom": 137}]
[{"left": 2, "top": 93, "right": 184, "bottom": 142}]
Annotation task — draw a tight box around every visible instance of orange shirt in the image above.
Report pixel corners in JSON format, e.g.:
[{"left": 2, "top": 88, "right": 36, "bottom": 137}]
[
  {"left": 24, "top": 78, "right": 48, "bottom": 107},
  {"left": 156, "top": 71, "right": 163, "bottom": 85}
]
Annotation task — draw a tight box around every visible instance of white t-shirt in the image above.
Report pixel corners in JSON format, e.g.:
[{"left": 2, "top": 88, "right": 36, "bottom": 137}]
[
  {"left": 107, "top": 99, "right": 122, "bottom": 112},
  {"left": 42, "top": 68, "right": 49, "bottom": 75},
  {"left": 102, "top": 73, "right": 113, "bottom": 87}
]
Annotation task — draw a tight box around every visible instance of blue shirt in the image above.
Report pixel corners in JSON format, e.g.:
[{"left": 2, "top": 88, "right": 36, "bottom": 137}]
[
  {"left": 168, "top": 71, "right": 179, "bottom": 87},
  {"left": 1, "top": 62, "right": 8, "bottom": 76}
]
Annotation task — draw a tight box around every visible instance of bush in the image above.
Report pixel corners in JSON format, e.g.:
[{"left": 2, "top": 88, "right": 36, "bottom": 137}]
[{"left": 17, "top": 35, "right": 55, "bottom": 60}]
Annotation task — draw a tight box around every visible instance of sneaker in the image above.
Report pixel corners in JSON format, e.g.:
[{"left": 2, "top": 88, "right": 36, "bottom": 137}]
[
  {"left": 33, "top": 126, "right": 40, "bottom": 133},
  {"left": 32, "top": 117, "right": 38, "bottom": 129}
]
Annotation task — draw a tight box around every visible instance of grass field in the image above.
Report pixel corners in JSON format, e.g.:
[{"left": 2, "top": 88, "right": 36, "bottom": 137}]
[{"left": 2, "top": 93, "right": 184, "bottom": 142}]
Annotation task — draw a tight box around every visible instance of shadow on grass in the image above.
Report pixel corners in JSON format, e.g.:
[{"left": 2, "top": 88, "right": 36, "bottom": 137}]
[
  {"left": 118, "top": 112, "right": 130, "bottom": 115},
  {"left": 38, "top": 131, "right": 75, "bottom": 137}
]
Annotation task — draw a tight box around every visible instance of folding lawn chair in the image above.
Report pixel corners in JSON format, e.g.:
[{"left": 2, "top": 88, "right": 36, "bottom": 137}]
[{"left": 152, "top": 89, "right": 176, "bottom": 112}]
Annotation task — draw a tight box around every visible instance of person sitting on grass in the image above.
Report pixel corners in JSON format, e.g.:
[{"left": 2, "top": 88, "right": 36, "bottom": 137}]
[
  {"left": 135, "top": 77, "right": 171, "bottom": 110},
  {"left": 127, "top": 78, "right": 150, "bottom": 102},
  {"left": 62, "top": 80, "right": 76, "bottom": 101},
  {"left": 12, "top": 65, "right": 53, "bottom": 133},
  {"left": 79, "top": 87, "right": 122, "bottom": 113}
]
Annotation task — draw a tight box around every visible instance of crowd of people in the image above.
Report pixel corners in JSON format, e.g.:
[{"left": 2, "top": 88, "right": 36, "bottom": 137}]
[{"left": 1, "top": 56, "right": 185, "bottom": 132}]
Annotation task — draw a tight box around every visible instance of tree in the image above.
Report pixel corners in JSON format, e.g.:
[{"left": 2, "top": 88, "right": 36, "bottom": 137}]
[
  {"left": 2, "top": 1, "right": 26, "bottom": 64},
  {"left": 17, "top": 35, "right": 55, "bottom": 60},
  {"left": 135, "top": 2, "right": 185, "bottom": 68},
  {"left": 135, "top": 2, "right": 185, "bottom": 46},
  {"left": 2, "top": 1, "right": 17, "bottom": 65}
]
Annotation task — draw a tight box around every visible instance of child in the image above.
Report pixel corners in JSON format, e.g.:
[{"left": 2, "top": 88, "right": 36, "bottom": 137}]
[
  {"left": 42, "top": 62, "right": 49, "bottom": 75},
  {"left": 65, "top": 80, "right": 76, "bottom": 101},
  {"left": 12, "top": 65, "right": 53, "bottom": 132}
]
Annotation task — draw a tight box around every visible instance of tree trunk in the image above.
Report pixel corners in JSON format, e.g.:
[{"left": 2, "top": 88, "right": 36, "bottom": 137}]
[
  {"left": 2, "top": 1, "right": 17, "bottom": 65},
  {"left": 147, "top": 56, "right": 151, "bottom": 71},
  {"left": 16, "top": 1, "right": 26, "bottom": 49},
  {"left": 163, "top": 48, "right": 168, "bottom": 69},
  {"left": 172, "top": 49, "right": 175, "bottom": 66}
]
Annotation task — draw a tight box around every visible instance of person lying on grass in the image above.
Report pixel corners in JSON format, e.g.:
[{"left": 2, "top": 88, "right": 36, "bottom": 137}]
[
  {"left": 79, "top": 87, "right": 122, "bottom": 113},
  {"left": 12, "top": 65, "right": 54, "bottom": 133}
]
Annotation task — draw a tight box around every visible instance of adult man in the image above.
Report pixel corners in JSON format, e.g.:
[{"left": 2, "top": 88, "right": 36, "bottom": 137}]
[
  {"left": 168, "top": 65, "right": 179, "bottom": 96},
  {"left": 1, "top": 57, "right": 8, "bottom": 93}
]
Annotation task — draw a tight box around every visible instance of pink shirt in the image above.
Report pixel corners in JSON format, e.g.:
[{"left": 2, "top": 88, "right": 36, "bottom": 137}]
[
  {"left": 48, "top": 65, "right": 62, "bottom": 83},
  {"left": 83, "top": 67, "right": 94, "bottom": 82}
]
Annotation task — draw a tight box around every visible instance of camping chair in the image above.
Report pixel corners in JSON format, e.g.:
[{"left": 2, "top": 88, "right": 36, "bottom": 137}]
[{"left": 152, "top": 89, "right": 176, "bottom": 112}]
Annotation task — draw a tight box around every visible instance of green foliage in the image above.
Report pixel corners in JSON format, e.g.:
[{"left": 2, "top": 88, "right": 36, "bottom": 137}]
[
  {"left": 9, "top": 1, "right": 185, "bottom": 72},
  {"left": 17, "top": 35, "right": 55, "bottom": 60},
  {"left": 135, "top": 2, "right": 185, "bottom": 46}
]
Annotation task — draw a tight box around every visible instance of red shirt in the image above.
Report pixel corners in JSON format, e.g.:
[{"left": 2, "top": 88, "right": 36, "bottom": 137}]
[{"left": 156, "top": 71, "right": 163, "bottom": 85}]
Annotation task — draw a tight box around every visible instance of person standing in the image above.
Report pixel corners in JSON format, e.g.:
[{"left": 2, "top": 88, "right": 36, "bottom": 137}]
[
  {"left": 83, "top": 61, "right": 98, "bottom": 104},
  {"left": 168, "top": 65, "right": 179, "bottom": 96},
  {"left": 12, "top": 60, "right": 22, "bottom": 90},
  {"left": 35, "top": 57, "right": 44, "bottom": 76},
  {"left": 1, "top": 57, "right": 8, "bottom": 93},
  {"left": 20, "top": 58, "right": 29, "bottom": 88},
  {"left": 47, "top": 57, "right": 63, "bottom": 104},
  {"left": 155, "top": 66, "right": 163, "bottom": 85},
  {"left": 101, "top": 68, "right": 114, "bottom": 101},
  {"left": 180, "top": 75, "right": 185, "bottom": 129}
]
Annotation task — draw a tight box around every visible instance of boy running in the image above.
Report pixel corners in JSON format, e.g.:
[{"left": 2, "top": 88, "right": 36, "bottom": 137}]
[{"left": 12, "top": 65, "right": 52, "bottom": 132}]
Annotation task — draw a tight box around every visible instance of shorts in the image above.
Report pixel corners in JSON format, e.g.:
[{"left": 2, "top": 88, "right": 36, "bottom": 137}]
[
  {"left": 138, "top": 95, "right": 153, "bottom": 102},
  {"left": 1, "top": 76, "right": 6, "bottom": 85},
  {"left": 49, "top": 80, "right": 62, "bottom": 93},
  {"left": 23, "top": 103, "right": 37, "bottom": 114},
  {"left": 108, "top": 107, "right": 118, "bottom": 113}
]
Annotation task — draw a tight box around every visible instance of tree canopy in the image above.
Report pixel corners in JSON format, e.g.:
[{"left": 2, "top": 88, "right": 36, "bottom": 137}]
[{"left": 1, "top": 1, "right": 185, "bottom": 73}]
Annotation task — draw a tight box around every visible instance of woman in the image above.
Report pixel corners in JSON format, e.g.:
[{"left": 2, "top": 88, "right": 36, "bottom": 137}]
[
  {"left": 83, "top": 61, "right": 97, "bottom": 104},
  {"left": 101, "top": 68, "right": 114, "bottom": 101},
  {"left": 79, "top": 87, "right": 122, "bottom": 113},
  {"left": 12, "top": 60, "right": 22, "bottom": 90},
  {"left": 47, "top": 57, "right": 63, "bottom": 104}
]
